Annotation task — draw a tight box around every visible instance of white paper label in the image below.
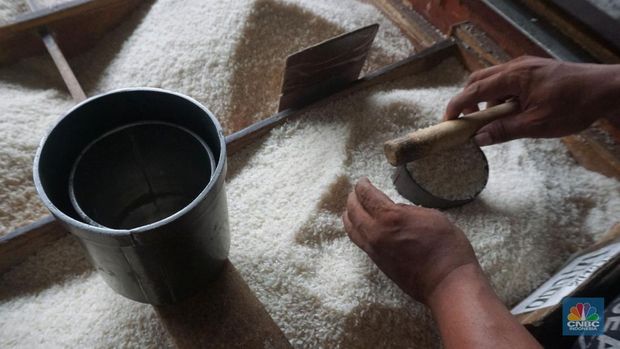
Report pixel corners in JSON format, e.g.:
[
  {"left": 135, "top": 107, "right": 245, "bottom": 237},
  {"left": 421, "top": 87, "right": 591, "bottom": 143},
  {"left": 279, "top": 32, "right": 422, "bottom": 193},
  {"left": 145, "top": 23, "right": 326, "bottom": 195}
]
[{"left": 511, "top": 242, "right": 620, "bottom": 315}]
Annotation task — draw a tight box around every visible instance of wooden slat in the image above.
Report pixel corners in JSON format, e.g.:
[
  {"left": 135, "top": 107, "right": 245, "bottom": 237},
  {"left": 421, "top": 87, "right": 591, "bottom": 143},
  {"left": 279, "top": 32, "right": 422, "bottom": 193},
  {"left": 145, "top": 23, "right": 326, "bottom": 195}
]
[
  {"left": 562, "top": 134, "right": 620, "bottom": 180},
  {"left": 370, "top": 0, "right": 443, "bottom": 50},
  {"left": 450, "top": 22, "right": 512, "bottom": 67},
  {"left": 25, "top": 0, "right": 87, "bottom": 102},
  {"left": 406, "top": 0, "right": 549, "bottom": 59},
  {"left": 38, "top": 28, "right": 86, "bottom": 102},
  {"left": 0, "top": 216, "right": 65, "bottom": 274},
  {"left": 0, "top": 0, "right": 143, "bottom": 65},
  {"left": 541, "top": 0, "right": 620, "bottom": 63},
  {"left": 0, "top": 0, "right": 130, "bottom": 39},
  {"left": 520, "top": 0, "right": 620, "bottom": 63}
]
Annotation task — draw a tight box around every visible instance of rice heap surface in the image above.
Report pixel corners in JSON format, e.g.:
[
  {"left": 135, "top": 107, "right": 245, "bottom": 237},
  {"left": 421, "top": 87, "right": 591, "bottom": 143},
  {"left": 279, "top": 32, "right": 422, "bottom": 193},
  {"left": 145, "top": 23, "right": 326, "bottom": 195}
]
[
  {"left": 406, "top": 140, "right": 488, "bottom": 201},
  {"left": 586, "top": 0, "right": 620, "bottom": 19},
  {"left": 1, "top": 0, "right": 619, "bottom": 348},
  {"left": 0, "top": 1, "right": 27, "bottom": 21},
  {"left": 0, "top": 0, "right": 70, "bottom": 22}
]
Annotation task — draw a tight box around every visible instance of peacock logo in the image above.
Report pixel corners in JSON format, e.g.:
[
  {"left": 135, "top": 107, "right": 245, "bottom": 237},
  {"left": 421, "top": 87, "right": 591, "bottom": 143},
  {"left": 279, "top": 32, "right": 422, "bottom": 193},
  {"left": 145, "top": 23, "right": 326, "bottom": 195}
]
[
  {"left": 567, "top": 303, "right": 599, "bottom": 322},
  {"left": 563, "top": 298, "right": 604, "bottom": 336}
]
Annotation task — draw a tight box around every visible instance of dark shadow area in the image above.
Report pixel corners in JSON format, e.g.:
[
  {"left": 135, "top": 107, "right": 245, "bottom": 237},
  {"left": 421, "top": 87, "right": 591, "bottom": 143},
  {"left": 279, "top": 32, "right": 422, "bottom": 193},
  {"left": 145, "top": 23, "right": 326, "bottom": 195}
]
[
  {"left": 295, "top": 215, "right": 343, "bottom": 247},
  {"left": 0, "top": 57, "right": 67, "bottom": 92},
  {"left": 294, "top": 175, "right": 350, "bottom": 247},
  {"left": 155, "top": 260, "right": 292, "bottom": 349},
  {"left": 0, "top": 0, "right": 154, "bottom": 94},
  {"left": 381, "top": 56, "right": 469, "bottom": 91},
  {"left": 341, "top": 94, "right": 422, "bottom": 168},
  {"left": 225, "top": 131, "right": 271, "bottom": 182},
  {"left": 317, "top": 174, "right": 352, "bottom": 214},
  {"left": 339, "top": 302, "right": 440, "bottom": 348},
  {"left": 0, "top": 235, "right": 92, "bottom": 302},
  {"left": 70, "top": 0, "right": 156, "bottom": 94},
  {"left": 225, "top": 0, "right": 342, "bottom": 132}
]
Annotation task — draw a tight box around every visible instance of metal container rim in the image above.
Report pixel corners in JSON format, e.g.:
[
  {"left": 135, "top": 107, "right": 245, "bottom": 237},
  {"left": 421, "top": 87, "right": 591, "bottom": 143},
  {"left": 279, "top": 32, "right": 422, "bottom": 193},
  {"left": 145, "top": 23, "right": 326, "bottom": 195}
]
[
  {"left": 394, "top": 144, "right": 490, "bottom": 209},
  {"left": 33, "top": 87, "right": 227, "bottom": 235}
]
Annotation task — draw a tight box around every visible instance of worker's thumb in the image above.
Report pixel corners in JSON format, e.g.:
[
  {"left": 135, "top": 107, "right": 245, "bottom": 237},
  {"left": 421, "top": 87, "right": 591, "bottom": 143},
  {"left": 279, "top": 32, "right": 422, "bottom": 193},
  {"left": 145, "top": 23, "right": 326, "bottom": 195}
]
[{"left": 473, "top": 116, "right": 524, "bottom": 146}]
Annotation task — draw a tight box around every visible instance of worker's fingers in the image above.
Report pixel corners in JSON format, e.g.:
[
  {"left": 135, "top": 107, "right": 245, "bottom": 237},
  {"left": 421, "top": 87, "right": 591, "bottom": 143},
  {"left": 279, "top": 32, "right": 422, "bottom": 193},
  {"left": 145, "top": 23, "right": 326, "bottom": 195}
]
[
  {"left": 462, "top": 105, "right": 479, "bottom": 115},
  {"left": 486, "top": 99, "right": 505, "bottom": 108},
  {"left": 342, "top": 210, "right": 353, "bottom": 233},
  {"left": 465, "top": 63, "right": 506, "bottom": 85},
  {"left": 443, "top": 73, "right": 520, "bottom": 120},
  {"left": 345, "top": 190, "right": 374, "bottom": 235},
  {"left": 473, "top": 111, "right": 532, "bottom": 146},
  {"left": 342, "top": 211, "right": 368, "bottom": 250},
  {"left": 354, "top": 178, "right": 394, "bottom": 218}
]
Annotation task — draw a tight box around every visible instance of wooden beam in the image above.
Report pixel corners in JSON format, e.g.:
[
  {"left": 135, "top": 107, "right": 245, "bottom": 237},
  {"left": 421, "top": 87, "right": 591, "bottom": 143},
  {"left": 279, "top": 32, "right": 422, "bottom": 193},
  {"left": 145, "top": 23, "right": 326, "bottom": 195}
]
[
  {"left": 0, "top": 0, "right": 131, "bottom": 39},
  {"left": 562, "top": 133, "right": 620, "bottom": 181},
  {"left": 26, "top": 0, "right": 87, "bottom": 102},
  {"left": 38, "top": 28, "right": 86, "bottom": 101},
  {"left": 0, "top": 216, "right": 65, "bottom": 274},
  {"left": 449, "top": 22, "right": 512, "bottom": 67},
  {"left": 369, "top": 0, "right": 443, "bottom": 51},
  {"left": 543, "top": 0, "right": 620, "bottom": 62},
  {"left": 0, "top": 0, "right": 143, "bottom": 65},
  {"left": 406, "top": 0, "right": 549, "bottom": 59}
]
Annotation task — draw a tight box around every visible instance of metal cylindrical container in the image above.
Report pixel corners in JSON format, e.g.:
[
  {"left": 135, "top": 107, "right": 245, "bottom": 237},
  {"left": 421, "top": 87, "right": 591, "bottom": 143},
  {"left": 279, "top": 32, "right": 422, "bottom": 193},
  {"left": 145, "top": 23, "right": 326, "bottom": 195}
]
[
  {"left": 392, "top": 146, "right": 489, "bottom": 209},
  {"left": 33, "top": 88, "right": 230, "bottom": 304}
]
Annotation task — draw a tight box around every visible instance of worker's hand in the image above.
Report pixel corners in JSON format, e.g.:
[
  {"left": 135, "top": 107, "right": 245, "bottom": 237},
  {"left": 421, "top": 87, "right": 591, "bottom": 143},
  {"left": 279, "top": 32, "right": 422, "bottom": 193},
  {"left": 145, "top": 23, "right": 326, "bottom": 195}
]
[
  {"left": 342, "top": 177, "right": 479, "bottom": 304},
  {"left": 444, "top": 56, "right": 620, "bottom": 146}
]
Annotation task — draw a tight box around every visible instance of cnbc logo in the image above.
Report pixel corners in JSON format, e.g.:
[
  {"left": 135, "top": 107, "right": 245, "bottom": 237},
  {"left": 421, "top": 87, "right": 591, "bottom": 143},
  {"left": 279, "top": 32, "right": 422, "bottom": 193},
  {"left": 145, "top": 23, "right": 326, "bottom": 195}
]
[{"left": 563, "top": 298, "right": 604, "bottom": 336}]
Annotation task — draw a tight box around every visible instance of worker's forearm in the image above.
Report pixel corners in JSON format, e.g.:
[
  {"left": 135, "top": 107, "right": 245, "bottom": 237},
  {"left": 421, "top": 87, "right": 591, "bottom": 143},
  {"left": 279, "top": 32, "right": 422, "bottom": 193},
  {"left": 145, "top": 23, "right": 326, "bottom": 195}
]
[
  {"left": 583, "top": 63, "right": 620, "bottom": 121},
  {"left": 600, "top": 64, "right": 620, "bottom": 125},
  {"left": 427, "top": 263, "right": 541, "bottom": 349}
]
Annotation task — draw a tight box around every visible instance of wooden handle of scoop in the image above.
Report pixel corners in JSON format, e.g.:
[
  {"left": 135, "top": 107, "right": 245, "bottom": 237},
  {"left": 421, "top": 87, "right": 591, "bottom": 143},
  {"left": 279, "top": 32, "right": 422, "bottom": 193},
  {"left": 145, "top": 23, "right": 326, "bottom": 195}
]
[{"left": 384, "top": 101, "right": 519, "bottom": 166}]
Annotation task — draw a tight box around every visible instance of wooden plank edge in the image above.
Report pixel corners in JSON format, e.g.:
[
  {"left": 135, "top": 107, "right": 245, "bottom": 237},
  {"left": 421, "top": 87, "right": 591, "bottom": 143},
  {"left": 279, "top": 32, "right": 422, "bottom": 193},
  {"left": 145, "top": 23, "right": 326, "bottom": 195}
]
[
  {"left": 562, "top": 134, "right": 620, "bottom": 180},
  {"left": 406, "top": 0, "right": 550, "bottom": 59},
  {"left": 449, "top": 21, "right": 512, "bottom": 68},
  {"left": 0, "top": 0, "right": 137, "bottom": 40},
  {"left": 38, "top": 29, "right": 86, "bottom": 102},
  {"left": 367, "top": 0, "right": 508, "bottom": 70},
  {"left": 521, "top": 0, "right": 620, "bottom": 64},
  {"left": 0, "top": 216, "right": 65, "bottom": 274},
  {"left": 25, "top": 0, "right": 87, "bottom": 102},
  {"left": 543, "top": 0, "right": 620, "bottom": 61},
  {"left": 369, "top": 0, "right": 444, "bottom": 51}
]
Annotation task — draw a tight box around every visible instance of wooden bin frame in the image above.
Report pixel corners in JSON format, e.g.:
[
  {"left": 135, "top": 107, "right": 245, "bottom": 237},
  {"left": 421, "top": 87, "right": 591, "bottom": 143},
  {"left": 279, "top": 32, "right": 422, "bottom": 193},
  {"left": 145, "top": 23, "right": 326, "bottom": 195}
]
[{"left": 0, "top": 0, "right": 619, "bottom": 346}]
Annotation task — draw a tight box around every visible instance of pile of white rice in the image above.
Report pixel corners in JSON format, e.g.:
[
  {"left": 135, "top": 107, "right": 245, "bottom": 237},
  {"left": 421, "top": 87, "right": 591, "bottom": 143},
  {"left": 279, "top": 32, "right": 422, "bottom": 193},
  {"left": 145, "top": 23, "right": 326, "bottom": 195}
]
[{"left": 1, "top": 0, "right": 619, "bottom": 348}]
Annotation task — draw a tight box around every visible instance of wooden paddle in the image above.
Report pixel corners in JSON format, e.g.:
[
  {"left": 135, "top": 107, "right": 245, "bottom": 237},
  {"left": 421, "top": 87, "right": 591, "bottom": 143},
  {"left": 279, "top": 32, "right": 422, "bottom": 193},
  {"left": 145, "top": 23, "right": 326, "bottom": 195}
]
[
  {"left": 384, "top": 100, "right": 519, "bottom": 166},
  {"left": 278, "top": 23, "right": 378, "bottom": 110}
]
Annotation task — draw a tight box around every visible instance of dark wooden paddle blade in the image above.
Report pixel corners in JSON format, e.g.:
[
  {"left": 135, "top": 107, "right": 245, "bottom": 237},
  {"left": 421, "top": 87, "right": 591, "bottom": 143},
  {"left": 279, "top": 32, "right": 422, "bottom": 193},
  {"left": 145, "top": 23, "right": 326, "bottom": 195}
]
[{"left": 278, "top": 23, "right": 379, "bottom": 111}]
